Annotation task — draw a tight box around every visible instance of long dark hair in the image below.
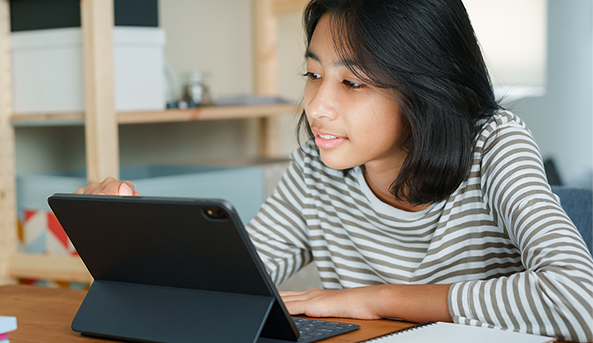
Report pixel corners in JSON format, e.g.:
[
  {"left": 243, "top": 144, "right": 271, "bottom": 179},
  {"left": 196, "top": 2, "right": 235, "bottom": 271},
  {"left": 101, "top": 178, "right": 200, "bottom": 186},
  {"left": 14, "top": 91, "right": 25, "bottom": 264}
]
[{"left": 297, "top": 0, "right": 500, "bottom": 205}]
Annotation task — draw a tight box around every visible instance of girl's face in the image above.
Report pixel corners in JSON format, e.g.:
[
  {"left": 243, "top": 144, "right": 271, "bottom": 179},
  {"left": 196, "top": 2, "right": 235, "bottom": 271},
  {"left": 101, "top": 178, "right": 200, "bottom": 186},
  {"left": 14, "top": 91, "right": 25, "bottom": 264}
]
[{"left": 304, "top": 14, "right": 407, "bottom": 172}]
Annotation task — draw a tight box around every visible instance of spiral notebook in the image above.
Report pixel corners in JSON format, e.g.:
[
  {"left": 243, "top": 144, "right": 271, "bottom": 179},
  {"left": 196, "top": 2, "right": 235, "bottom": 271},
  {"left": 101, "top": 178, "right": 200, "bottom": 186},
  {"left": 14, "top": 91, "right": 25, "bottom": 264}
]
[{"left": 359, "top": 322, "right": 556, "bottom": 343}]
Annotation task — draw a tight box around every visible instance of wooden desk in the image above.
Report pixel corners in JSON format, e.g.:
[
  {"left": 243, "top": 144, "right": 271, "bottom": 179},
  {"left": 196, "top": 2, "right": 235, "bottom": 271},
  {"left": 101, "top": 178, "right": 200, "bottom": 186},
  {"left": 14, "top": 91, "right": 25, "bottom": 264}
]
[{"left": 0, "top": 285, "right": 414, "bottom": 343}]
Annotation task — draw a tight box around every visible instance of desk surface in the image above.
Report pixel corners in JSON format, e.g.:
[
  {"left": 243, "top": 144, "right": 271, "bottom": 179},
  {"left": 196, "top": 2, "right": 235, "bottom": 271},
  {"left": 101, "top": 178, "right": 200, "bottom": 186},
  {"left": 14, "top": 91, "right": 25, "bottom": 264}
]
[{"left": 0, "top": 285, "right": 415, "bottom": 343}]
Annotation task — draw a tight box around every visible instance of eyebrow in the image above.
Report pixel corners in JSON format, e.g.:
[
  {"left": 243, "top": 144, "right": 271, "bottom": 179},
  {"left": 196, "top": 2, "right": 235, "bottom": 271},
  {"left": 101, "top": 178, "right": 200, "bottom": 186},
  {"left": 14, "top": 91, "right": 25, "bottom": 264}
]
[
  {"left": 305, "top": 50, "right": 320, "bottom": 62},
  {"left": 305, "top": 49, "right": 360, "bottom": 69}
]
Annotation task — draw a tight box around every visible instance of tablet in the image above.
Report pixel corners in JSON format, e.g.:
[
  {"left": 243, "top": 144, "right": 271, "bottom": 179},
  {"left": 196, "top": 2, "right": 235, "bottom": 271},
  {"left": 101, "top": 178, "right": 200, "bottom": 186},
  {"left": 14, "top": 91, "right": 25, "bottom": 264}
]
[{"left": 48, "top": 194, "right": 359, "bottom": 343}]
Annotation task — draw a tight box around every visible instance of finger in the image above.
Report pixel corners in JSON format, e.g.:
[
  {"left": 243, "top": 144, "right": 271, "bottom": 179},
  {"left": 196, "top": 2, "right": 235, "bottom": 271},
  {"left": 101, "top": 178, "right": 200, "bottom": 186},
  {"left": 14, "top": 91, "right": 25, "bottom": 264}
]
[
  {"left": 285, "top": 297, "right": 335, "bottom": 318},
  {"left": 279, "top": 290, "right": 307, "bottom": 297},
  {"left": 121, "top": 181, "right": 141, "bottom": 196},
  {"left": 119, "top": 183, "right": 133, "bottom": 196},
  {"left": 283, "top": 299, "right": 307, "bottom": 315},
  {"left": 74, "top": 182, "right": 100, "bottom": 195},
  {"left": 280, "top": 288, "right": 322, "bottom": 297},
  {"left": 97, "top": 180, "right": 123, "bottom": 195},
  {"left": 281, "top": 293, "right": 318, "bottom": 303}
]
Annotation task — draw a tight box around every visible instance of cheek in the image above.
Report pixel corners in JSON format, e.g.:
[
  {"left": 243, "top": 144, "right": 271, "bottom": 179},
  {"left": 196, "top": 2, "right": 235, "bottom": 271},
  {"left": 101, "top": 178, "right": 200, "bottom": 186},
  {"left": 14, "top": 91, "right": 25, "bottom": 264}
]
[
  {"left": 303, "top": 82, "right": 316, "bottom": 107},
  {"left": 303, "top": 87, "right": 313, "bottom": 119},
  {"left": 360, "top": 101, "right": 403, "bottom": 141}
]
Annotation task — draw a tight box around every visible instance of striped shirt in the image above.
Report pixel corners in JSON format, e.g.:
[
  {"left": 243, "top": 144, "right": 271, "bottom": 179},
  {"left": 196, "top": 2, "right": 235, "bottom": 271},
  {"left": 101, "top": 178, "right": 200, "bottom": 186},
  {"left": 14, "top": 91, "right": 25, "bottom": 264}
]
[{"left": 246, "top": 111, "right": 593, "bottom": 342}]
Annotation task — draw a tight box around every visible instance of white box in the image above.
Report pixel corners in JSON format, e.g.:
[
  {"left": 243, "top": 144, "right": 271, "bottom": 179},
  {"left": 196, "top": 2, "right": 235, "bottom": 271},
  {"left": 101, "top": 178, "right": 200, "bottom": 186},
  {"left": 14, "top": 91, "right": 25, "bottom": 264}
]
[
  {"left": 11, "top": 27, "right": 166, "bottom": 113},
  {"left": 17, "top": 165, "right": 266, "bottom": 226}
]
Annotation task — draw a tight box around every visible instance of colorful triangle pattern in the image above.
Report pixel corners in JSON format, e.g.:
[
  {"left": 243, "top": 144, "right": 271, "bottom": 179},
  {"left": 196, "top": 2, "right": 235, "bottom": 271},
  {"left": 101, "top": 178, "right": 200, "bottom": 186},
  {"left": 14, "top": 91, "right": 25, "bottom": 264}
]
[{"left": 18, "top": 209, "right": 87, "bottom": 289}]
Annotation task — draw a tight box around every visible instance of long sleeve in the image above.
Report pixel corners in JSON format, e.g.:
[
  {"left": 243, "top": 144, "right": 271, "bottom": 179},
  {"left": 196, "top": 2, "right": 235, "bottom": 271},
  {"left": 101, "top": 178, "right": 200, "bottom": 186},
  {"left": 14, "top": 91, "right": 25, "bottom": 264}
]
[
  {"left": 246, "top": 149, "right": 313, "bottom": 285},
  {"left": 447, "top": 116, "right": 593, "bottom": 342}
]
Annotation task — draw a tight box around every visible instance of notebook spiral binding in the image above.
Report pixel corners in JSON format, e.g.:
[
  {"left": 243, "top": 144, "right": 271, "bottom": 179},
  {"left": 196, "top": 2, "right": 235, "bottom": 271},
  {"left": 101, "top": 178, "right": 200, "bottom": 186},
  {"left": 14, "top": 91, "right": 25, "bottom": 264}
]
[{"left": 356, "top": 321, "right": 437, "bottom": 343}]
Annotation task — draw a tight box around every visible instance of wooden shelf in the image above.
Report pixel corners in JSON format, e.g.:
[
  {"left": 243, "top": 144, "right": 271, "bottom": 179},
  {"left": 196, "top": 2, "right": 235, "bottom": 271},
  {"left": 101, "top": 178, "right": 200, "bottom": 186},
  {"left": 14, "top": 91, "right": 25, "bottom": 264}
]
[{"left": 10, "top": 104, "right": 302, "bottom": 127}]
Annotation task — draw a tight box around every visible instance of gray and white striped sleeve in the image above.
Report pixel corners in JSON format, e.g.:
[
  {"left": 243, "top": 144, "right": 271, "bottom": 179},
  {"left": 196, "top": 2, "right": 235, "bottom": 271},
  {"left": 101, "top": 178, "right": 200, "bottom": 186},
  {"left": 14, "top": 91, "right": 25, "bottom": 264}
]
[
  {"left": 246, "top": 149, "right": 313, "bottom": 285},
  {"left": 448, "top": 119, "right": 593, "bottom": 342}
]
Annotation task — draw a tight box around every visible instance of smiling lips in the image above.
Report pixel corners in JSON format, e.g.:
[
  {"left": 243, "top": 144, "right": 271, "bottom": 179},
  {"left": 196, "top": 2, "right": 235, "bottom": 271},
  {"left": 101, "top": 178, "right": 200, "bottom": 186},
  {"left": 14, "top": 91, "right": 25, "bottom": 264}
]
[{"left": 315, "top": 133, "right": 348, "bottom": 149}]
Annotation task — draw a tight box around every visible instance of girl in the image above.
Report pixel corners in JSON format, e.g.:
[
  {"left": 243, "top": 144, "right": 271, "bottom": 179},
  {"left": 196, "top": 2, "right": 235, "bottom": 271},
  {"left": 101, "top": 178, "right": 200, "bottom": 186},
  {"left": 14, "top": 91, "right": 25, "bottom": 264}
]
[{"left": 77, "top": 0, "right": 593, "bottom": 341}]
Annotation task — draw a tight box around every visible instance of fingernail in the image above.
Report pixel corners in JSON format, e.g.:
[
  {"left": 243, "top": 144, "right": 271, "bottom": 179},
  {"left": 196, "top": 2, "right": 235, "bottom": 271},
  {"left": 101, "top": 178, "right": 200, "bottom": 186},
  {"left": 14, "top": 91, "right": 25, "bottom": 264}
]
[{"left": 119, "top": 184, "right": 133, "bottom": 196}]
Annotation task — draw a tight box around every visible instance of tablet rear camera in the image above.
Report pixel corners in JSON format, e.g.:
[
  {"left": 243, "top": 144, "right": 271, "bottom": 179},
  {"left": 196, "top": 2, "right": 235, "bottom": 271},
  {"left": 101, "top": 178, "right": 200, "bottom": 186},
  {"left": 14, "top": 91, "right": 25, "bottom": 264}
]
[{"left": 204, "top": 207, "right": 228, "bottom": 220}]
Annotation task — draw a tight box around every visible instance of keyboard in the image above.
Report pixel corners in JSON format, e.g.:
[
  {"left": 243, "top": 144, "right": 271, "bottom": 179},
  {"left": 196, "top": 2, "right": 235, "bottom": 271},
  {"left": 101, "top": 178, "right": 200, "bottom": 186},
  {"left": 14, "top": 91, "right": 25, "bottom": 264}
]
[{"left": 293, "top": 317, "right": 360, "bottom": 342}]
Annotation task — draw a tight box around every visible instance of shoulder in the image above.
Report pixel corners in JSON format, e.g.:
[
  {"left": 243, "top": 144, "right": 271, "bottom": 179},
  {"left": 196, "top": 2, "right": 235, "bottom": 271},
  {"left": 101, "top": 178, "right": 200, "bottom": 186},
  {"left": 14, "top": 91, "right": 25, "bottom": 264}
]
[
  {"left": 290, "top": 140, "right": 346, "bottom": 178},
  {"left": 286, "top": 141, "right": 358, "bottom": 197},
  {"left": 475, "top": 110, "right": 530, "bottom": 148},
  {"left": 472, "top": 111, "right": 548, "bottom": 198},
  {"left": 474, "top": 110, "right": 540, "bottom": 160},
  {"left": 290, "top": 140, "right": 319, "bottom": 166}
]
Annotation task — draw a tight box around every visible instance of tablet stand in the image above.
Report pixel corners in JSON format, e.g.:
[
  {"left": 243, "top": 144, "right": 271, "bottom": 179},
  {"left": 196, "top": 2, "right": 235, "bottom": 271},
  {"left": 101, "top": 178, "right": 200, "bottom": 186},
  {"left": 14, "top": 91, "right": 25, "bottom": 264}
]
[{"left": 74, "top": 280, "right": 275, "bottom": 343}]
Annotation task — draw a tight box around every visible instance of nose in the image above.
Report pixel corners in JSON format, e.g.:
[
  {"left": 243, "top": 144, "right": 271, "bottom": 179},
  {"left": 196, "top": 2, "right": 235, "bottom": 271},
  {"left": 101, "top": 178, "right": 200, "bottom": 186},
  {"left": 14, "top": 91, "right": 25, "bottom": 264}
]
[{"left": 305, "top": 79, "right": 339, "bottom": 121}]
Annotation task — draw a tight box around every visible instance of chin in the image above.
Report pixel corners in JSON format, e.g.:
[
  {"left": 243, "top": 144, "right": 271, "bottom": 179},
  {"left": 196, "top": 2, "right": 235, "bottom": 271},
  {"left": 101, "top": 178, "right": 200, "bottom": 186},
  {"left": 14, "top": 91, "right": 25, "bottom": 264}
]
[{"left": 319, "top": 152, "right": 357, "bottom": 171}]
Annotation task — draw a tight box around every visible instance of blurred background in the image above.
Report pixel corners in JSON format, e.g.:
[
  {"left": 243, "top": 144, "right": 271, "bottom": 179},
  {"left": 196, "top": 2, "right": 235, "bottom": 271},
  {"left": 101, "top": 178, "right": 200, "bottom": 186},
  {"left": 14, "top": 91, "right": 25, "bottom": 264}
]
[
  {"left": 14, "top": 0, "right": 592, "bottom": 187},
  {"left": 3, "top": 0, "right": 592, "bottom": 289}
]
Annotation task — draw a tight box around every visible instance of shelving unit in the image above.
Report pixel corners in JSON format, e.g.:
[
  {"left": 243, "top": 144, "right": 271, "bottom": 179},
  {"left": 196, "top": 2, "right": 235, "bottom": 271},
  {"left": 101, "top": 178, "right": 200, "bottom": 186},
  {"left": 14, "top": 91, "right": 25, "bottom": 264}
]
[
  {"left": 10, "top": 104, "right": 301, "bottom": 126},
  {"left": 0, "top": 0, "right": 17, "bottom": 286},
  {"left": 0, "top": 0, "right": 308, "bottom": 285}
]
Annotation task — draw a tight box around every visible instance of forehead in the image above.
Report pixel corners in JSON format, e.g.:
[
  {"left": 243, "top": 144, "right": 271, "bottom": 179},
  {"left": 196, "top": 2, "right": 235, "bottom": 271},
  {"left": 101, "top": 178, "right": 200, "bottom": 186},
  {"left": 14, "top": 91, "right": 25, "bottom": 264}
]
[
  {"left": 306, "top": 14, "right": 357, "bottom": 68},
  {"left": 308, "top": 14, "right": 334, "bottom": 54}
]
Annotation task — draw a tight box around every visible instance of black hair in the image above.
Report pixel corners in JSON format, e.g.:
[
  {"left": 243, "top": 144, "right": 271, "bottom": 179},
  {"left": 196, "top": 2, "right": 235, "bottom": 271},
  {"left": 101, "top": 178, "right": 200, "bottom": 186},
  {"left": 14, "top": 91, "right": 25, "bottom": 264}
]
[{"left": 297, "top": 0, "right": 500, "bottom": 205}]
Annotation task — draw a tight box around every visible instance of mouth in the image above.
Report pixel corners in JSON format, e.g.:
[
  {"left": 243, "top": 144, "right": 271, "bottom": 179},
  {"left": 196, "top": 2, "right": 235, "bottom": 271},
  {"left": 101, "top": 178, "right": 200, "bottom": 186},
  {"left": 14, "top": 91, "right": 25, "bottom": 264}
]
[
  {"left": 313, "top": 131, "right": 348, "bottom": 149},
  {"left": 318, "top": 134, "right": 338, "bottom": 139}
]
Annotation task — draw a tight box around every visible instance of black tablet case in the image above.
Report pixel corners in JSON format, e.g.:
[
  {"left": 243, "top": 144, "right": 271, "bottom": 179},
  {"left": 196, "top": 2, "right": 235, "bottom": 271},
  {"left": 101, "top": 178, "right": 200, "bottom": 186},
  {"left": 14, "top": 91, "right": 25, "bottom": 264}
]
[{"left": 48, "top": 194, "right": 299, "bottom": 343}]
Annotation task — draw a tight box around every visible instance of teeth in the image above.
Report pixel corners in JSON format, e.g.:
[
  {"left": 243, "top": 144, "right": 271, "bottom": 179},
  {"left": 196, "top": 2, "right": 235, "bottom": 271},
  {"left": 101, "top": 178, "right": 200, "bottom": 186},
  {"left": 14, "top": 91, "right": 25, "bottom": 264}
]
[{"left": 319, "top": 134, "right": 337, "bottom": 139}]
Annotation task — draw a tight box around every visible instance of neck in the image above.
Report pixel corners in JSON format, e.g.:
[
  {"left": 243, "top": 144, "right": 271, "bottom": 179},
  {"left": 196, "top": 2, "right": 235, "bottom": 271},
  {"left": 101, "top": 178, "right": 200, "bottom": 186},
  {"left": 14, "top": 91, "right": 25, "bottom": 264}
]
[{"left": 363, "top": 164, "right": 429, "bottom": 212}]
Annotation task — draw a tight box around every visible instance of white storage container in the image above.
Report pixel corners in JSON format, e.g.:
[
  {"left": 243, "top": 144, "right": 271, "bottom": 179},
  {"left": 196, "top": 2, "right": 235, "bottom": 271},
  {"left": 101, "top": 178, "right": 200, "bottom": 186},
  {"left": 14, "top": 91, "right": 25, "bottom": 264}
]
[
  {"left": 11, "top": 27, "right": 166, "bottom": 113},
  {"left": 17, "top": 165, "right": 266, "bottom": 226}
]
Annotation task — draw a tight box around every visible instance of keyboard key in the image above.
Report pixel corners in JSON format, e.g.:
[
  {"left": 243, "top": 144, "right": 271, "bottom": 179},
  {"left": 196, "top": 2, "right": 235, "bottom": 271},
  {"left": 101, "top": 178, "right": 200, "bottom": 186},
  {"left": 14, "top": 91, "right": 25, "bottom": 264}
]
[{"left": 292, "top": 317, "right": 360, "bottom": 343}]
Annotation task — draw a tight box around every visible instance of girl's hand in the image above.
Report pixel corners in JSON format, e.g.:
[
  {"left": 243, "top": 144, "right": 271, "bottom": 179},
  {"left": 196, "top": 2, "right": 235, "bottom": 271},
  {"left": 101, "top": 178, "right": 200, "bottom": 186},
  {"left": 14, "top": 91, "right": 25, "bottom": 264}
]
[
  {"left": 280, "top": 284, "right": 452, "bottom": 323},
  {"left": 74, "top": 177, "right": 141, "bottom": 196},
  {"left": 279, "top": 287, "right": 382, "bottom": 320}
]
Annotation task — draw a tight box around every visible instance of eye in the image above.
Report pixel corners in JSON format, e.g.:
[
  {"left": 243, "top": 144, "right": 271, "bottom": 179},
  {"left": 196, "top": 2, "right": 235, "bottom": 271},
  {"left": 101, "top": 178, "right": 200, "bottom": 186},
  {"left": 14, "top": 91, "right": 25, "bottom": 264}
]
[
  {"left": 303, "top": 72, "right": 321, "bottom": 80},
  {"left": 342, "top": 79, "right": 363, "bottom": 89}
]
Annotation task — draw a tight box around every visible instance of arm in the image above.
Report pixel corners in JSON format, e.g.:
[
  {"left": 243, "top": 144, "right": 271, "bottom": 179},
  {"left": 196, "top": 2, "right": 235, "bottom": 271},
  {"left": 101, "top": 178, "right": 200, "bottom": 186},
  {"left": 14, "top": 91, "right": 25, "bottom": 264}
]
[
  {"left": 246, "top": 150, "right": 313, "bottom": 284},
  {"left": 281, "top": 284, "right": 452, "bottom": 322},
  {"left": 447, "top": 117, "right": 593, "bottom": 342}
]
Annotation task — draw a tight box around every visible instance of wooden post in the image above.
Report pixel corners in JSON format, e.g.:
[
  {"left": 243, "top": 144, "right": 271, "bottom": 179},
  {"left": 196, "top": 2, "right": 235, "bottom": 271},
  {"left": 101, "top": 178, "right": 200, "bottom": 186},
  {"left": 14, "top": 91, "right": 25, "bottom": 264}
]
[
  {"left": 81, "top": 0, "right": 119, "bottom": 183},
  {"left": 271, "top": 0, "right": 308, "bottom": 16},
  {"left": 253, "top": 0, "right": 281, "bottom": 158},
  {"left": 0, "top": 0, "right": 17, "bottom": 285}
]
